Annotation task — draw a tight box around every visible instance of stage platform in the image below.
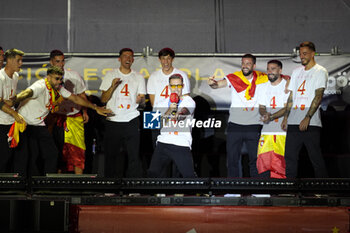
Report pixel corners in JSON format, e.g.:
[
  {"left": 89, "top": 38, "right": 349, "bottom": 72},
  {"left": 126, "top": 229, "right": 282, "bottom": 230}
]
[{"left": 1, "top": 176, "right": 350, "bottom": 232}]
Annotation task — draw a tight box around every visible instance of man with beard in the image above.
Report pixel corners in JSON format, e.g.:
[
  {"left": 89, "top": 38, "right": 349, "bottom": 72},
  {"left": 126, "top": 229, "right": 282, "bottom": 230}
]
[
  {"left": 256, "top": 60, "right": 289, "bottom": 178},
  {"left": 100, "top": 48, "right": 146, "bottom": 178},
  {"left": 49, "top": 49, "right": 89, "bottom": 174},
  {"left": 8, "top": 66, "right": 111, "bottom": 177},
  {"left": 208, "top": 54, "right": 268, "bottom": 177},
  {"left": 281, "top": 41, "right": 328, "bottom": 178},
  {"left": 0, "top": 48, "right": 25, "bottom": 172}
]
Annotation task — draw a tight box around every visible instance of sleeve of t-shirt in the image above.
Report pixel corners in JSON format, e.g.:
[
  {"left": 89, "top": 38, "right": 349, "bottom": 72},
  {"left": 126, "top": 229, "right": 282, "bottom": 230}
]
[
  {"left": 147, "top": 73, "right": 156, "bottom": 94},
  {"left": 288, "top": 70, "right": 297, "bottom": 92},
  {"left": 137, "top": 73, "right": 146, "bottom": 95},
  {"left": 315, "top": 68, "right": 328, "bottom": 89},
  {"left": 30, "top": 81, "right": 46, "bottom": 99},
  {"left": 71, "top": 71, "right": 87, "bottom": 94},
  {"left": 257, "top": 84, "right": 267, "bottom": 106},
  {"left": 60, "top": 86, "right": 72, "bottom": 99},
  {"left": 99, "top": 71, "right": 113, "bottom": 91},
  {"left": 224, "top": 76, "right": 232, "bottom": 88},
  {"left": 180, "top": 96, "right": 196, "bottom": 115}
]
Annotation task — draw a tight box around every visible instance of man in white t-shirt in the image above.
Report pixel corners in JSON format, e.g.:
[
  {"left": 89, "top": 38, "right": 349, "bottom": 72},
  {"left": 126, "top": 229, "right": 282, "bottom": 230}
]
[
  {"left": 100, "top": 48, "right": 146, "bottom": 178},
  {"left": 0, "top": 48, "right": 25, "bottom": 172},
  {"left": 49, "top": 49, "right": 89, "bottom": 174},
  {"left": 10, "top": 66, "right": 110, "bottom": 177},
  {"left": 147, "top": 48, "right": 191, "bottom": 145},
  {"left": 147, "top": 48, "right": 191, "bottom": 177},
  {"left": 208, "top": 54, "right": 268, "bottom": 177},
  {"left": 257, "top": 60, "right": 289, "bottom": 178},
  {"left": 281, "top": 41, "right": 328, "bottom": 178},
  {"left": 148, "top": 74, "right": 196, "bottom": 178}
]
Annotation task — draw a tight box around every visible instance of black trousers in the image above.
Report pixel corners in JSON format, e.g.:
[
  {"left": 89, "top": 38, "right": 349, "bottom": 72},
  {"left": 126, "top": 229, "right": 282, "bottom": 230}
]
[
  {"left": 104, "top": 118, "right": 143, "bottom": 178},
  {"left": 226, "top": 122, "right": 261, "bottom": 178},
  {"left": 0, "top": 124, "right": 14, "bottom": 172},
  {"left": 285, "top": 125, "right": 328, "bottom": 178},
  {"left": 14, "top": 125, "right": 58, "bottom": 177},
  {"left": 148, "top": 142, "right": 196, "bottom": 178}
]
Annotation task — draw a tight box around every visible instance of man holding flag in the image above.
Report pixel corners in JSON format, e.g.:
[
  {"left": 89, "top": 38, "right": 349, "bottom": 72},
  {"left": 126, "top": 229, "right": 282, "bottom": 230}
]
[
  {"left": 0, "top": 48, "right": 25, "bottom": 173},
  {"left": 208, "top": 54, "right": 268, "bottom": 177},
  {"left": 257, "top": 60, "right": 289, "bottom": 178}
]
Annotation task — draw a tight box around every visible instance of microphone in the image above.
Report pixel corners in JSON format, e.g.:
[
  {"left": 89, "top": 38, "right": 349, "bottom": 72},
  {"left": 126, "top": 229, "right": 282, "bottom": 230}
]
[{"left": 170, "top": 93, "right": 179, "bottom": 115}]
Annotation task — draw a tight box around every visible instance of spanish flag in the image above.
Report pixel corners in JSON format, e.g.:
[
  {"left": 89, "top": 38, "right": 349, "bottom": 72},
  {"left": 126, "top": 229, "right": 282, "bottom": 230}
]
[
  {"left": 7, "top": 121, "right": 27, "bottom": 148},
  {"left": 226, "top": 71, "right": 268, "bottom": 100},
  {"left": 257, "top": 134, "right": 286, "bottom": 179},
  {"left": 62, "top": 114, "right": 86, "bottom": 172}
]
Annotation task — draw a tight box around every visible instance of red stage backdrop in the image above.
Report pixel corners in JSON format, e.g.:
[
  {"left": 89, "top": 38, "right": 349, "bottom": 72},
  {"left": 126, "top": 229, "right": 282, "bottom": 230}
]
[{"left": 75, "top": 205, "right": 349, "bottom": 233}]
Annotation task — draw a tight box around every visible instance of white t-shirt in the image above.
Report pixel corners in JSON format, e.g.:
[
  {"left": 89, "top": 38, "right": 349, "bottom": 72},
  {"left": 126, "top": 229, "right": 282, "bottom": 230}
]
[
  {"left": 100, "top": 69, "right": 146, "bottom": 122},
  {"left": 225, "top": 75, "right": 268, "bottom": 125},
  {"left": 258, "top": 79, "right": 289, "bottom": 135},
  {"left": 0, "top": 68, "right": 18, "bottom": 125},
  {"left": 56, "top": 69, "right": 86, "bottom": 116},
  {"left": 157, "top": 95, "right": 196, "bottom": 149},
  {"left": 147, "top": 68, "right": 190, "bottom": 110},
  {"left": 288, "top": 64, "right": 328, "bottom": 127},
  {"left": 18, "top": 79, "right": 72, "bottom": 126}
]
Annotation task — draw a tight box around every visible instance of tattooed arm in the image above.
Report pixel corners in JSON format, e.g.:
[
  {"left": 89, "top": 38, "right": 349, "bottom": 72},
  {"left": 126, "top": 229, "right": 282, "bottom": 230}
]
[
  {"left": 299, "top": 88, "right": 325, "bottom": 131},
  {"left": 281, "top": 91, "right": 293, "bottom": 131}
]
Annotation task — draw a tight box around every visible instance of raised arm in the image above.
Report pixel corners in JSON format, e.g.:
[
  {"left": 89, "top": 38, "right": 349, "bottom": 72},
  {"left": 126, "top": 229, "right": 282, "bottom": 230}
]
[
  {"left": 67, "top": 94, "right": 112, "bottom": 116},
  {"left": 101, "top": 78, "right": 122, "bottom": 104},
  {"left": 207, "top": 76, "right": 227, "bottom": 89}
]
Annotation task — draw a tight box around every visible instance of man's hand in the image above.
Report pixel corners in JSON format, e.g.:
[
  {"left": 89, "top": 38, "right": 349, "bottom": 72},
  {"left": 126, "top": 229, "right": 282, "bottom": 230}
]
[
  {"left": 95, "top": 106, "right": 112, "bottom": 117},
  {"left": 112, "top": 78, "right": 122, "bottom": 88},
  {"left": 82, "top": 110, "right": 89, "bottom": 123},
  {"left": 208, "top": 76, "right": 218, "bottom": 88},
  {"left": 14, "top": 113, "right": 25, "bottom": 124},
  {"left": 299, "top": 116, "right": 310, "bottom": 131},
  {"left": 260, "top": 112, "right": 271, "bottom": 124},
  {"left": 4, "top": 99, "right": 14, "bottom": 107},
  {"left": 169, "top": 102, "right": 178, "bottom": 114},
  {"left": 281, "top": 117, "right": 288, "bottom": 131}
]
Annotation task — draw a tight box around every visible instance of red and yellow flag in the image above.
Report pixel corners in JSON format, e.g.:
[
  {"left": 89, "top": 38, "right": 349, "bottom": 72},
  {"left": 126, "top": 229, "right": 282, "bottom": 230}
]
[
  {"left": 257, "top": 134, "right": 286, "bottom": 179},
  {"left": 8, "top": 121, "right": 26, "bottom": 148},
  {"left": 62, "top": 114, "right": 85, "bottom": 171},
  {"left": 226, "top": 71, "right": 268, "bottom": 100}
]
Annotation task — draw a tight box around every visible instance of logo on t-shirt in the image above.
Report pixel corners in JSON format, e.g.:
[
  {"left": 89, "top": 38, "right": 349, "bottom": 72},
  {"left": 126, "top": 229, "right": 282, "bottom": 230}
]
[{"left": 143, "top": 111, "right": 161, "bottom": 129}]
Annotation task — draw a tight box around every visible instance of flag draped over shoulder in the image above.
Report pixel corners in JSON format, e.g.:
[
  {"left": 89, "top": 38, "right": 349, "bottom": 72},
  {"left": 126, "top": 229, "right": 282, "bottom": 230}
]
[
  {"left": 62, "top": 114, "right": 85, "bottom": 171},
  {"left": 7, "top": 121, "right": 26, "bottom": 148},
  {"left": 257, "top": 134, "right": 286, "bottom": 179},
  {"left": 226, "top": 71, "right": 268, "bottom": 100}
]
